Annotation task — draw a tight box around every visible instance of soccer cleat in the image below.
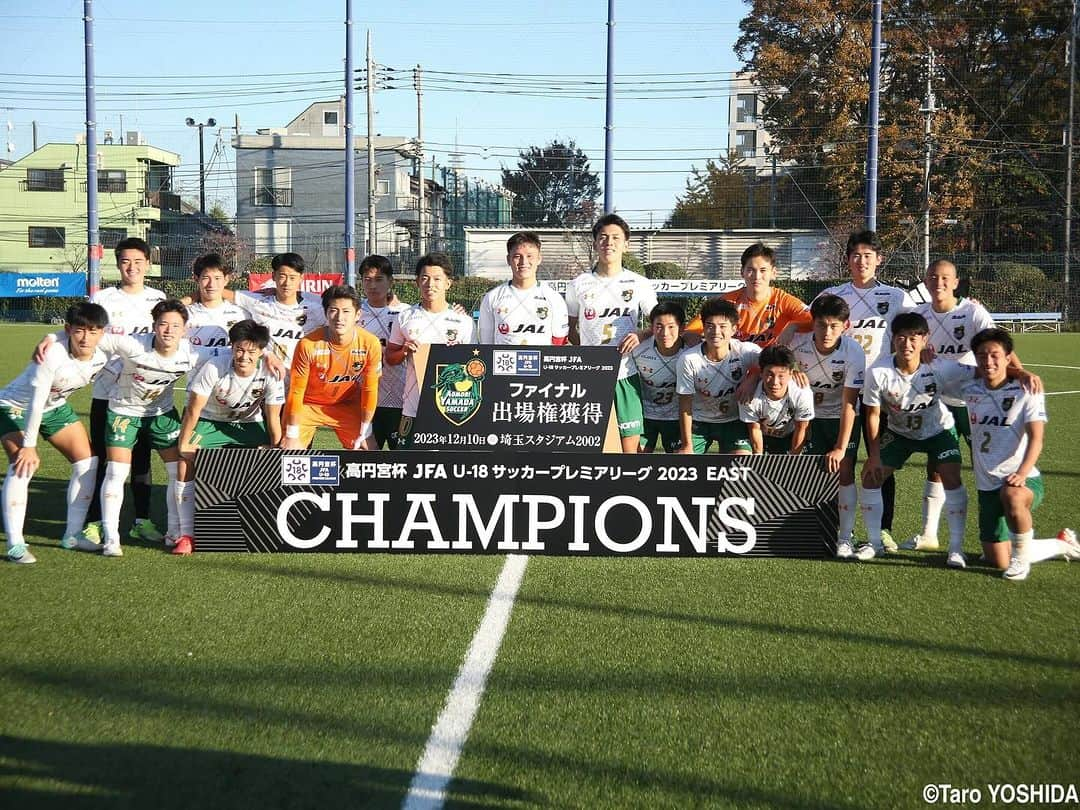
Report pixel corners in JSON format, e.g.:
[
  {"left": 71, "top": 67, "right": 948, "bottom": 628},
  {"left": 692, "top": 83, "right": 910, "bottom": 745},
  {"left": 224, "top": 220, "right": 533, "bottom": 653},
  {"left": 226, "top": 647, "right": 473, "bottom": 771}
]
[
  {"left": 1003, "top": 555, "right": 1030, "bottom": 581},
  {"left": 1059, "top": 529, "right": 1079, "bottom": 561},
  {"left": 163, "top": 533, "right": 178, "bottom": 549},
  {"left": 946, "top": 551, "right": 967, "bottom": 569},
  {"left": 881, "top": 529, "right": 898, "bottom": 553},
  {"left": 171, "top": 536, "right": 194, "bottom": 556},
  {"left": 79, "top": 521, "right": 103, "bottom": 545},
  {"left": 7, "top": 543, "right": 36, "bottom": 564},
  {"left": 102, "top": 542, "right": 123, "bottom": 558},
  {"left": 835, "top": 540, "right": 855, "bottom": 559},
  {"left": 855, "top": 542, "right": 882, "bottom": 561},
  {"left": 129, "top": 518, "right": 164, "bottom": 543},
  {"left": 60, "top": 534, "right": 80, "bottom": 550},
  {"left": 899, "top": 534, "right": 940, "bottom": 551}
]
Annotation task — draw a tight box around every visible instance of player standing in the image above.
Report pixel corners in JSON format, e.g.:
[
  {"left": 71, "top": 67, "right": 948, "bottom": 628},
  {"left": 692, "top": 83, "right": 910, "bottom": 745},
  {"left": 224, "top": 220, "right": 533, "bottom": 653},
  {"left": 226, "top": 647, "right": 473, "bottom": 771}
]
[
  {"left": 359, "top": 255, "right": 408, "bottom": 450},
  {"left": 185, "top": 253, "right": 248, "bottom": 366},
  {"left": 478, "top": 231, "right": 569, "bottom": 346},
  {"left": 633, "top": 303, "right": 688, "bottom": 453},
  {"left": 565, "top": 214, "right": 657, "bottom": 454}
]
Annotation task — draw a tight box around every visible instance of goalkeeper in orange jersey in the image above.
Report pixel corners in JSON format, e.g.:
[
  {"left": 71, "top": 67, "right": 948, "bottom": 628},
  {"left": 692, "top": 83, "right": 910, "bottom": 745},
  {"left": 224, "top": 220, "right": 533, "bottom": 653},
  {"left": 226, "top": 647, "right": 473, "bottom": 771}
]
[{"left": 281, "top": 285, "right": 382, "bottom": 450}]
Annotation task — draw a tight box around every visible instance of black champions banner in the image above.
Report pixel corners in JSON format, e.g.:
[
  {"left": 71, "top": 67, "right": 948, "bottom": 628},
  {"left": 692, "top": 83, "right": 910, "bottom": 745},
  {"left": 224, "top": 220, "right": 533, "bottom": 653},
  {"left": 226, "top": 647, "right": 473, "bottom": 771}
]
[
  {"left": 408, "top": 345, "right": 619, "bottom": 451},
  {"left": 194, "top": 450, "right": 840, "bottom": 558}
]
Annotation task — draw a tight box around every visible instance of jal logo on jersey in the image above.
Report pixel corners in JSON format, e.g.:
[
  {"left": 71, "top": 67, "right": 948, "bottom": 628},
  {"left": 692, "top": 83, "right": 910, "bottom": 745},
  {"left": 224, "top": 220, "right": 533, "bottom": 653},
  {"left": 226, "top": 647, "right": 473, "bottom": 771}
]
[{"left": 599, "top": 307, "right": 634, "bottom": 318}]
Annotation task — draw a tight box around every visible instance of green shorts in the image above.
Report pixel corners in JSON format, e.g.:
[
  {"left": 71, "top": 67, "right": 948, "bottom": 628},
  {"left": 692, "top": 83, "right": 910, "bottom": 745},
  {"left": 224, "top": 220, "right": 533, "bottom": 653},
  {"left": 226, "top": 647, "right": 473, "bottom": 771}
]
[
  {"left": 373, "top": 406, "right": 402, "bottom": 450},
  {"left": 0, "top": 402, "right": 80, "bottom": 441},
  {"left": 879, "top": 426, "right": 961, "bottom": 471},
  {"left": 691, "top": 420, "right": 751, "bottom": 454},
  {"left": 186, "top": 418, "right": 269, "bottom": 450},
  {"left": 947, "top": 404, "right": 971, "bottom": 446},
  {"left": 807, "top": 416, "right": 861, "bottom": 461},
  {"left": 640, "top": 418, "right": 681, "bottom": 453},
  {"left": 978, "top": 477, "right": 1044, "bottom": 543},
  {"left": 614, "top": 375, "right": 645, "bottom": 439},
  {"left": 106, "top": 408, "right": 182, "bottom": 450}
]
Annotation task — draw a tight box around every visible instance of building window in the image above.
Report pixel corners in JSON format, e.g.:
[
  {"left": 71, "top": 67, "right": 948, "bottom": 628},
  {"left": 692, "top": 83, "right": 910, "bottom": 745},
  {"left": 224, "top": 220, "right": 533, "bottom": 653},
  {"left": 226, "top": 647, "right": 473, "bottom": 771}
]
[
  {"left": 736, "top": 93, "right": 757, "bottom": 124},
  {"left": 28, "top": 227, "right": 66, "bottom": 248},
  {"left": 252, "top": 167, "right": 292, "bottom": 206},
  {"left": 98, "top": 170, "right": 128, "bottom": 193},
  {"left": 323, "top": 111, "right": 339, "bottom": 125},
  {"left": 254, "top": 219, "right": 292, "bottom": 253},
  {"left": 100, "top": 228, "right": 127, "bottom": 247},
  {"left": 735, "top": 130, "right": 757, "bottom": 160},
  {"left": 376, "top": 179, "right": 390, "bottom": 196},
  {"left": 25, "top": 168, "right": 66, "bottom": 192}
]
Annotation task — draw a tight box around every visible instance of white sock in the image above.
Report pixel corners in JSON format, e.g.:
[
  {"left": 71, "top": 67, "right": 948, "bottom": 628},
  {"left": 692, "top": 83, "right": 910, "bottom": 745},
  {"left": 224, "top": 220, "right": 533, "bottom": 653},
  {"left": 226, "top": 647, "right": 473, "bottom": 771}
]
[
  {"left": 1027, "top": 537, "right": 1065, "bottom": 564},
  {"left": 1008, "top": 529, "right": 1034, "bottom": 565},
  {"left": 2, "top": 464, "right": 31, "bottom": 548},
  {"left": 177, "top": 481, "right": 195, "bottom": 537},
  {"left": 922, "top": 480, "right": 945, "bottom": 542},
  {"left": 101, "top": 461, "right": 131, "bottom": 546},
  {"left": 165, "top": 461, "right": 180, "bottom": 539},
  {"left": 860, "top": 487, "right": 883, "bottom": 546},
  {"left": 64, "top": 457, "right": 98, "bottom": 539},
  {"left": 944, "top": 486, "right": 968, "bottom": 554},
  {"left": 838, "top": 484, "right": 857, "bottom": 542}
]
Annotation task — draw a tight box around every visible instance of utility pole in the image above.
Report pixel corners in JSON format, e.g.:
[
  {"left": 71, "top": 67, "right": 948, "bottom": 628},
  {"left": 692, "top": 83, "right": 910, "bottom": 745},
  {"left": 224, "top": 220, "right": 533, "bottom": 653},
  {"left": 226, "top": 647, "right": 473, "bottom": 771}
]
[
  {"left": 769, "top": 152, "right": 778, "bottom": 229},
  {"left": 864, "top": 0, "right": 883, "bottom": 231},
  {"left": 414, "top": 64, "right": 425, "bottom": 255},
  {"left": 185, "top": 117, "right": 216, "bottom": 214},
  {"left": 921, "top": 46, "right": 937, "bottom": 273},
  {"left": 343, "top": 0, "right": 356, "bottom": 284},
  {"left": 83, "top": 0, "right": 101, "bottom": 297},
  {"left": 366, "top": 30, "right": 376, "bottom": 255},
  {"left": 1066, "top": 0, "right": 1077, "bottom": 317},
  {"left": 603, "top": 0, "right": 615, "bottom": 213}
]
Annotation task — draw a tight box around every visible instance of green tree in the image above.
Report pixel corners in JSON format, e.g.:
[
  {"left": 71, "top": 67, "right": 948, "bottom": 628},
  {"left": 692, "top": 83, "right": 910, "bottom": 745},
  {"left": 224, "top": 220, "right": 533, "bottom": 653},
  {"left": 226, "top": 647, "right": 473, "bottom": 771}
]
[
  {"left": 207, "top": 201, "right": 232, "bottom": 226},
  {"left": 500, "top": 140, "right": 601, "bottom": 227}
]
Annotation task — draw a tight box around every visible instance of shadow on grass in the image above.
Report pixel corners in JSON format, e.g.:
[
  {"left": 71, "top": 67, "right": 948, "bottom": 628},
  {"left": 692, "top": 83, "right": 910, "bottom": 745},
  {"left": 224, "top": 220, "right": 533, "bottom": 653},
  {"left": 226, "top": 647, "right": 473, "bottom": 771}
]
[
  {"left": 197, "top": 557, "right": 1079, "bottom": 672},
  {"left": 0, "top": 734, "right": 530, "bottom": 810},
  {"left": 21, "top": 479, "right": 171, "bottom": 550}
]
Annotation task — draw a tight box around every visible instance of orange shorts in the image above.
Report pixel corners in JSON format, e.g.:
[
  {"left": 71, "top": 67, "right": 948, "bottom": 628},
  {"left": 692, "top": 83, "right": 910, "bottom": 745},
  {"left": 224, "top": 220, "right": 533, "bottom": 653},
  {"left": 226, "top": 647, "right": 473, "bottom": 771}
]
[{"left": 293, "top": 402, "right": 367, "bottom": 449}]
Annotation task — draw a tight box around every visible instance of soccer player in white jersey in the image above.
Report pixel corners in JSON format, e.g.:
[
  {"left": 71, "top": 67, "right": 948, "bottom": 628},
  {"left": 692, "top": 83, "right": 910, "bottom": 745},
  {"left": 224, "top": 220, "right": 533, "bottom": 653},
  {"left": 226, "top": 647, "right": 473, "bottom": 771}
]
[
  {"left": 566, "top": 214, "right": 657, "bottom": 454},
  {"left": 387, "top": 252, "right": 475, "bottom": 447},
  {"left": 0, "top": 304, "right": 113, "bottom": 563},
  {"left": 860, "top": 312, "right": 996, "bottom": 566},
  {"left": 958, "top": 328, "right": 1078, "bottom": 580},
  {"left": 676, "top": 298, "right": 761, "bottom": 455},
  {"left": 788, "top": 294, "right": 866, "bottom": 557},
  {"left": 479, "top": 231, "right": 569, "bottom": 347},
  {"left": 740, "top": 345, "right": 814, "bottom": 455},
  {"left": 185, "top": 253, "right": 248, "bottom": 367},
  {"left": 222, "top": 252, "right": 327, "bottom": 368},
  {"left": 96, "top": 300, "right": 201, "bottom": 557},
  {"left": 174, "top": 320, "right": 285, "bottom": 556},
  {"left": 360, "top": 255, "right": 408, "bottom": 449},
  {"left": 633, "top": 303, "right": 688, "bottom": 453},
  {"left": 817, "top": 230, "right": 911, "bottom": 551},
  {"left": 83, "top": 237, "right": 167, "bottom": 547}
]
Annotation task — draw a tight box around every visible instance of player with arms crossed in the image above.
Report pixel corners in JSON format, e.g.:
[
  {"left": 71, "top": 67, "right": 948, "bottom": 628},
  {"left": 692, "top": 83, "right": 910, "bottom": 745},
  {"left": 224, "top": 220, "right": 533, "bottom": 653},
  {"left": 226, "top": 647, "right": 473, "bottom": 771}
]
[
  {"left": 387, "top": 253, "right": 475, "bottom": 448},
  {"left": 818, "top": 230, "right": 911, "bottom": 552},
  {"left": 479, "top": 231, "right": 569, "bottom": 346},
  {"left": 633, "top": 302, "right": 689, "bottom": 453},
  {"left": 788, "top": 294, "right": 866, "bottom": 557},
  {"left": 739, "top": 345, "right": 814, "bottom": 455},
  {"left": 1, "top": 303, "right": 113, "bottom": 563},
  {"left": 960, "top": 328, "right": 1078, "bottom": 581},
  {"left": 566, "top": 214, "right": 657, "bottom": 453},
  {"left": 676, "top": 298, "right": 761, "bottom": 455},
  {"left": 359, "top": 255, "right": 408, "bottom": 449},
  {"left": 173, "top": 319, "right": 285, "bottom": 555},
  {"left": 281, "top": 285, "right": 381, "bottom": 451}
]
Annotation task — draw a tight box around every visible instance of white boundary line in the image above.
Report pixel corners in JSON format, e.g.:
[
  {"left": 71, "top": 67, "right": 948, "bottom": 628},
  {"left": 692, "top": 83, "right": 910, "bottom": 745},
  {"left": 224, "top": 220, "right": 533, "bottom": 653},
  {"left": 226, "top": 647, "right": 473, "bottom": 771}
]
[
  {"left": 402, "top": 554, "right": 529, "bottom": 810},
  {"left": 1026, "top": 364, "right": 1080, "bottom": 371},
  {"left": 1046, "top": 390, "right": 1080, "bottom": 396}
]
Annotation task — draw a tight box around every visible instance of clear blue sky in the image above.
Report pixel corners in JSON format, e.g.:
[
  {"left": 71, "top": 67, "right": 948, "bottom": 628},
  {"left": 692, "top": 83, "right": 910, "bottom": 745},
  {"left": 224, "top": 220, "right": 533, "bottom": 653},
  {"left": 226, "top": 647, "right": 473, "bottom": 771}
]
[{"left": 2, "top": 0, "right": 745, "bottom": 226}]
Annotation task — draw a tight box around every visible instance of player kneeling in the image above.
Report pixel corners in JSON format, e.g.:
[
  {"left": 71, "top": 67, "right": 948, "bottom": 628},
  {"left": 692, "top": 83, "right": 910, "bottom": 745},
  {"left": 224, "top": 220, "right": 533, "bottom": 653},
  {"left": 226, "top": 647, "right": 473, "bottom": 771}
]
[
  {"left": 1, "top": 303, "right": 111, "bottom": 563},
  {"left": 739, "top": 345, "right": 814, "bottom": 455},
  {"left": 964, "top": 328, "right": 1078, "bottom": 581},
  {"left": 174, "top": 320, "right": 285, "bottom": 555}
]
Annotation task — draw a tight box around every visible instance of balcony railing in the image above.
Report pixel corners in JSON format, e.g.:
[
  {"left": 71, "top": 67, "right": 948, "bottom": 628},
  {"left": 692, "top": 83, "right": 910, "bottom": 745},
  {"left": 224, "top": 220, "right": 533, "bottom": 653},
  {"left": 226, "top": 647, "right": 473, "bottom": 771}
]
[
  {"left": 80, "top": 178, "right": 130, "bottom": 193},
  {"left": 250, "top": 186, "right": 292, "bottom": 207},
  {"left": 20, "top": 178, "right": 65, "bottom": 192},
  {"left": 142, "top": 191, "right": 181, "bottom": 211}
]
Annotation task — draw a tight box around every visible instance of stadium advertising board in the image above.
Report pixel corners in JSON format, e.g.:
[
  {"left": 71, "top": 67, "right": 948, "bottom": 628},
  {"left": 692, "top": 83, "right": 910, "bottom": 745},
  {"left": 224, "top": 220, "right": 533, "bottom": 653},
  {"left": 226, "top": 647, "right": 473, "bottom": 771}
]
[
  {"left": 0, "top": 272, "right": 87, "bottom": 297},
  {"left": 410, "top": 345, "right": 620, "bottom": 451},
  {"left": 247, "top": 273, "right": 343, "bottom": 293},
  {"left": 195, "top": 450, "right": 839, "bottom": 558}
]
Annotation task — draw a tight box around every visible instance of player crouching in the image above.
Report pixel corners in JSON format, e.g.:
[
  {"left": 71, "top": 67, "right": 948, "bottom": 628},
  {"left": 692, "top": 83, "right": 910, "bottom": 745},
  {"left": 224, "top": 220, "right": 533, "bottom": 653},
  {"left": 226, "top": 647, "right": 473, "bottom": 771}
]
[
  {"left": 739, "top": 345, "right": 814, "bottom": 455},
  {"left": 174, "top": 320, "right": 285, "bottom": 555}
]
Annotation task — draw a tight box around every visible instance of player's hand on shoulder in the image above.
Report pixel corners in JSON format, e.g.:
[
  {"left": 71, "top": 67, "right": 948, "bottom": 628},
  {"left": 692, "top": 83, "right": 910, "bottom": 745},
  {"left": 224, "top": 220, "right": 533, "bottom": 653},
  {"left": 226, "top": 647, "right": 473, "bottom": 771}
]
[{"left": 32, "top": 332, "right": 58, "bottom": 365}]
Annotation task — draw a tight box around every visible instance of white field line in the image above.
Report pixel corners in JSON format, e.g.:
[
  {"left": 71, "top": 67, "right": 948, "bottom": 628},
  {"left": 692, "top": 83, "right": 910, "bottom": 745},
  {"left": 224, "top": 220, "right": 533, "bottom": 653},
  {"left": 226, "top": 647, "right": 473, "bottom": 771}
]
[
  {"left": 402, "top": 554, "right": 529, "bottom": 810},
  {"left": 1026, "top": 364, "right": 1080, "bottom": 371},
  {"left": 1046, "top": 390, "right": 1080, "bottom": 396}
]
